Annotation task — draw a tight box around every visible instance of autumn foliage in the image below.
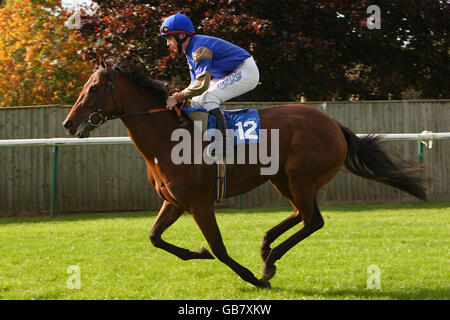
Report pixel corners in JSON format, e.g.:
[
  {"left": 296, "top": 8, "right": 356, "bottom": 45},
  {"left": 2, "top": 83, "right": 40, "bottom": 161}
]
[
  {"left": 76, "top": 0, "right": 449, "bottom": 101},
  {"left": 0, "top": 0, "right": 90, "bottom": 107},
  {"left": 0, "top": 0, "right": 448, "bottom": 107}
]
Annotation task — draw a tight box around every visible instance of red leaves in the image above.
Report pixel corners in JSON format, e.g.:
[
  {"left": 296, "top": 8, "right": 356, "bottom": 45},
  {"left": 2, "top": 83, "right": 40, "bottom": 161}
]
[{"left": 71, "top": 0, "right": 449, "bottom": 101}]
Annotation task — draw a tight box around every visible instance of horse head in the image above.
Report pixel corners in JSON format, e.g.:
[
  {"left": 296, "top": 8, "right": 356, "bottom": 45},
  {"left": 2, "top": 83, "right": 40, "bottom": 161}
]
[
  {"left": 62, "top": 56, "right": 121, "bottom": 138},
  {"left": 63, "top": 57, "right": 170, "bottom": 138}
]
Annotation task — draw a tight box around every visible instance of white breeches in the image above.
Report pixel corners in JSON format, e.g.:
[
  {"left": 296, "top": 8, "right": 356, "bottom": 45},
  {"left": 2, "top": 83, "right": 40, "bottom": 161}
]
[{"left": 190, "top": 56, "right": 259, "bottom": 111}]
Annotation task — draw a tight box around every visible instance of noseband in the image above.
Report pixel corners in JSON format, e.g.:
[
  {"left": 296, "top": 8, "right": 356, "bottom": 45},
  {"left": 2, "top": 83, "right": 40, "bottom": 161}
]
[
  {"left": 87, "top": 69, "right": 120, "bottom": 127},
  {"left": 87, "top": 69, "right": 170, "bottom": 127}
]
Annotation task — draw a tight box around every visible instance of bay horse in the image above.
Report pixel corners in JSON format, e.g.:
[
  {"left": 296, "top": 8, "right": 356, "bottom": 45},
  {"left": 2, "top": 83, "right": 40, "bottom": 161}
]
[{"left": 63, "top": 57, "right": 426, "bottom": 288}]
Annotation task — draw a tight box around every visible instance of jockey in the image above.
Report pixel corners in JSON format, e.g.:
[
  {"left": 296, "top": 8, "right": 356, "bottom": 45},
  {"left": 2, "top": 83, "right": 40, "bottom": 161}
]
[{"left": 159, "top": 13, "right": 259, "bottom": 156}]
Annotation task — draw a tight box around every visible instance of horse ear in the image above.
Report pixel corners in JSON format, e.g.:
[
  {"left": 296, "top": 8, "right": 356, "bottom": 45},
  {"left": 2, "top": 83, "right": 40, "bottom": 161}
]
[{"left": 99, "top": 55, "right": 108, "bottom": 70}]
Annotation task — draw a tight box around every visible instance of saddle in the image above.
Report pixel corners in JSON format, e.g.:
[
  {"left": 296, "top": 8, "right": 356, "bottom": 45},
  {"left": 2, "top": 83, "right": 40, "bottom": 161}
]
[
  {"left": 181, "top": 107, "right": 261, "bottom": 202},
  {"left": 182, "top": 107, "right": 261, "bottom": 145}
]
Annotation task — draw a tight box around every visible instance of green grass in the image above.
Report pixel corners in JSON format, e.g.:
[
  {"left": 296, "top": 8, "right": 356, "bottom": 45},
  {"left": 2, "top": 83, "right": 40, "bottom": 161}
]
[{"left": 0, "top": 202, "right": 449, "bottom": 300}]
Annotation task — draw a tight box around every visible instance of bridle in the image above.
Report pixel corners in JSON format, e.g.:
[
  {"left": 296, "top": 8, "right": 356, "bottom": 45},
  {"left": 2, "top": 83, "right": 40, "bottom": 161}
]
[{"left": 87, "top": 68, "right": 177, "bottom": 127}]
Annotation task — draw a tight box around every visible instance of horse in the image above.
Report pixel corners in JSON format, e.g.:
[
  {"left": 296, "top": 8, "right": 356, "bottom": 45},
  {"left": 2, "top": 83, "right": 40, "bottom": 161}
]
[{"left": 62, "top": 57, "right": 426, "bottom": 288}]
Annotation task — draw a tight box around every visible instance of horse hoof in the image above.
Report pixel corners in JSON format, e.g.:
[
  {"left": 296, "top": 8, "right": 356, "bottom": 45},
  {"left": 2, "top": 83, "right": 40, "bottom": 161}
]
[
  {"left": 256, "top": 278, "right": 272, "bottom": 289},
  {"left": 198, "top": 246, "right": 215, "bottom": 259},
  {"left": 262, "top": 263, "right": 276, "bottom": 281}
]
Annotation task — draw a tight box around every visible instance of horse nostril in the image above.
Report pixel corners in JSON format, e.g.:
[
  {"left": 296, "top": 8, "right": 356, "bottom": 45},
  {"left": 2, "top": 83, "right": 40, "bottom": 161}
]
[{"left": 63, "top": 119, "right": 73, "bottom": 129}]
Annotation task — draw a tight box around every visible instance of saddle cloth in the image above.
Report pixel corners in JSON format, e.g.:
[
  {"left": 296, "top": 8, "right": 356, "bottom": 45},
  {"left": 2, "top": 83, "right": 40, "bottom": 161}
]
[
  {"left": 181, "top": 107, "right": 261, "bottom": 202},
  {"left": 182, "top": 107, "right": 261, "bottom": 145}
]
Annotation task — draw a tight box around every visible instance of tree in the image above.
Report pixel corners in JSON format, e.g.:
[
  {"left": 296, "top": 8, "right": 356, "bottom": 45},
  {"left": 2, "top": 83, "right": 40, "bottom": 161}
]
[
  {"left": 0, "top": 0, "right": 91, "bottom": 107},
  {"left": 75, "top": 1, "right": 449, "bottom": 101}
]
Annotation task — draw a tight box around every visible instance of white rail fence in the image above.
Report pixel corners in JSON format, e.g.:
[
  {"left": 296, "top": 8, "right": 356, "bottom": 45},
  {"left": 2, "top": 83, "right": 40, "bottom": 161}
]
[{"left": 1, "top": 132, "right": 450, "bottom": 217}]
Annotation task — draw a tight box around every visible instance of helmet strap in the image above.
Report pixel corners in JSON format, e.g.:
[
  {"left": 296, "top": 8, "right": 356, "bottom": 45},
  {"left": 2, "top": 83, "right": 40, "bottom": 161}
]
[{"left": 175, "top": 34, "right": 190, "bottom": 55}]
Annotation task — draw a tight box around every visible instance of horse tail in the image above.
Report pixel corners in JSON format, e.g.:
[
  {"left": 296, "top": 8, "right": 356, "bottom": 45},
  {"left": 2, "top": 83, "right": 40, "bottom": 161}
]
[{"left": 339, "top": 124, "right": 427, "bottom": 201}]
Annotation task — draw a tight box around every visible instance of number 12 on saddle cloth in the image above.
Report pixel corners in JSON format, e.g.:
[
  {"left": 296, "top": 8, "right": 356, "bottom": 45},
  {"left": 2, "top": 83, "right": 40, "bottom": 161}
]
[{"left": 182, "top": 107, "right": 261, "bottom": 145}]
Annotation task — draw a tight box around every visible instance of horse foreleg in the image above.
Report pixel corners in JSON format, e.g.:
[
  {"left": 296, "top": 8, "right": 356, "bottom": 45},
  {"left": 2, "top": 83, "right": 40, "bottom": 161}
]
[
  {"left": 191, "top": 204, "right": 271, "bottom": 288},
  {"left": 149, "top": 200, "right": 214, "bottom": 260}
]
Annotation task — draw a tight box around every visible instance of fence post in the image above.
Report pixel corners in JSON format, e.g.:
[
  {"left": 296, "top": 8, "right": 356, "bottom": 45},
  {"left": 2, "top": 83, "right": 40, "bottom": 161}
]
[
  {"left": 237, "top": 195, "right": 243, "bottom": 209},
  {"left": 51, "top": 145, "right": 58, "bottom": 218},
  {"left": 417, "top": 140, "right": 425, "bottom": 164}
]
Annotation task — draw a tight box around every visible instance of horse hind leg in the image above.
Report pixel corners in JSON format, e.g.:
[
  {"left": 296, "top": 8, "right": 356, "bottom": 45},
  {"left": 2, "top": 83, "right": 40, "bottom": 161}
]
[
  {"left": 262, "top": 189, "right": 324, "bottom": 281},
  {"left": 261, "top": 175, "right": 303, "bottom": 262},
  {"left": 261, "top": 209, "right": 302, "bottom": 262}
]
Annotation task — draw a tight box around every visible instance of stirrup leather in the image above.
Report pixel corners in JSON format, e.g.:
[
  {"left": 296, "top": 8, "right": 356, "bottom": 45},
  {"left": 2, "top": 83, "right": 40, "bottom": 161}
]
[{"left": 216, "top": 159, "right": 226, "bottom": 201}]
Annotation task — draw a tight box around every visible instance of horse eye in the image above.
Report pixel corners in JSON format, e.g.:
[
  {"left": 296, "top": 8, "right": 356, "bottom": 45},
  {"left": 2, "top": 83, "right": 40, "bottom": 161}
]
[{"left": 89, "top": 86, "right": 98, "bottom": 94}]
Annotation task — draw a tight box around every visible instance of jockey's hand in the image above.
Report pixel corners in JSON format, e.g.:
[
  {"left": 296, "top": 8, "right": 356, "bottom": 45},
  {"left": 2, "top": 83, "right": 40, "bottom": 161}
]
[{"left": 166, "top": 94, "right": 178, "bottom": 110}]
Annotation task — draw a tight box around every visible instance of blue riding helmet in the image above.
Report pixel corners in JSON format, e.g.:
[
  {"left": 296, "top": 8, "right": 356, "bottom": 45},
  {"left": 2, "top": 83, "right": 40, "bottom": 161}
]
[{"left": 158, "top": 13, "right": 195, "bottom": 37}]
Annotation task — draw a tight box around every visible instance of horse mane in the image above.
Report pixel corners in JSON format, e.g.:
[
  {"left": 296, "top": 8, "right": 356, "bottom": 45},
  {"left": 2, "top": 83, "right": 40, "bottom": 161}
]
[{"left": 99, "top": 58, "right": 168, "bottom": 103}]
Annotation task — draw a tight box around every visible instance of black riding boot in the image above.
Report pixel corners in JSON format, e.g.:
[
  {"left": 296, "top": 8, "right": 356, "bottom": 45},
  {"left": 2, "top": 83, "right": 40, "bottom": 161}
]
[{"left": 209, "top": 108, "right": 228, "bottom": 157}]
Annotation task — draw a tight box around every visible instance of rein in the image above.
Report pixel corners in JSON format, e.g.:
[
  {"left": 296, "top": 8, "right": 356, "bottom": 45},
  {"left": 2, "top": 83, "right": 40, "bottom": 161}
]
[
  {"left": 106, "top": 107, "right": 169, "bottom": 120},
  {"left": 87, "top": 69, "right": 185, "bottom": 127}
]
